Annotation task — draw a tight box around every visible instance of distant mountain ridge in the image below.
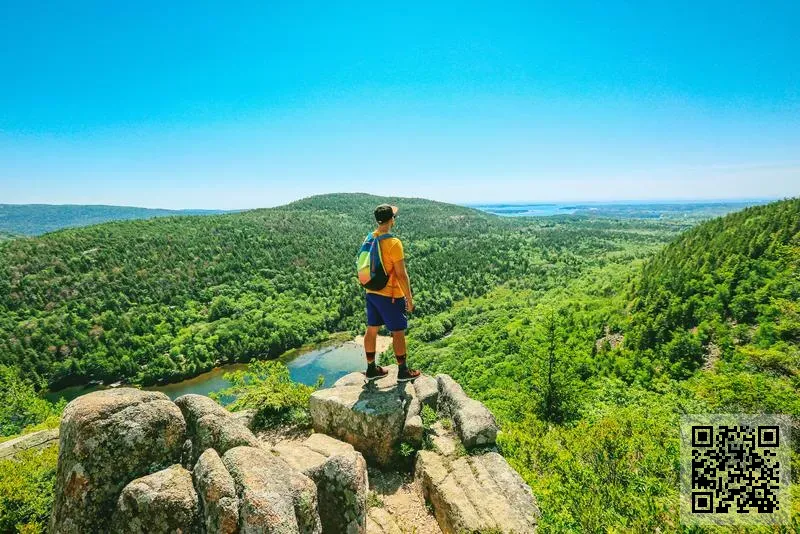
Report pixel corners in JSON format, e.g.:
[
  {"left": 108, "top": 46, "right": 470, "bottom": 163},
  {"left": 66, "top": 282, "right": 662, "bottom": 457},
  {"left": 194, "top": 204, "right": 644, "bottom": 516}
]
[
  {"left": 0, "top": 193, "right": 529, "bottom": 388},
  {"left": 0, "top": 204, "right": 233, "bottom": 236}
]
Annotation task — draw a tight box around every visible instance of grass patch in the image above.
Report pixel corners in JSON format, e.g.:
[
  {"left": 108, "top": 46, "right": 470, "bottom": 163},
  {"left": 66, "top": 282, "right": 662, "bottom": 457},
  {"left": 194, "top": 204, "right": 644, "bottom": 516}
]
[{"left": 367, "top": 490, "right": 384, "bottom": 509}]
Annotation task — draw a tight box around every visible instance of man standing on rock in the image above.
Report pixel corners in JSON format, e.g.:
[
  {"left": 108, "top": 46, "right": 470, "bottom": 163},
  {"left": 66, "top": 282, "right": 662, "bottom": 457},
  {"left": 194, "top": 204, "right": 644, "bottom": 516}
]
[{"left": 363, "top": 204, "right": 421, "bottom": 382}]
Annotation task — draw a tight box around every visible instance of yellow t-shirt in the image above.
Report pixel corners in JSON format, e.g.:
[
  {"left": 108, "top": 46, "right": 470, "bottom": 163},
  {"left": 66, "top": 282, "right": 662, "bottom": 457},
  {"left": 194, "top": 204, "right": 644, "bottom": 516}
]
[{"left": 365, "top": 230, "right": 405, "bottom": 298}]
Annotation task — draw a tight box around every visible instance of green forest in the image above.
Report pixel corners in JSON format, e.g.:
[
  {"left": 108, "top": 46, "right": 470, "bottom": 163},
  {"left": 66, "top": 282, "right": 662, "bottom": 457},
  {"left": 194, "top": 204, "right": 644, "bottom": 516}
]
[
  {"left": 0, "top": 194, "right": 681, "bottom": 389},
  {"left": 405, "top": 199, "right": 800, "bottom": 531},
  {"left": 0, "top": 194, "right": 798, "bottom": 532}
]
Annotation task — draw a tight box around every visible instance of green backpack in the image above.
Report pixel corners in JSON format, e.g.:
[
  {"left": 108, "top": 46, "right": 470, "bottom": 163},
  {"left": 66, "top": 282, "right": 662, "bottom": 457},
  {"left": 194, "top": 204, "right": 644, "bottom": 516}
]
[{"left": 356, "top": 233, "right": 395, "bottom": 290}]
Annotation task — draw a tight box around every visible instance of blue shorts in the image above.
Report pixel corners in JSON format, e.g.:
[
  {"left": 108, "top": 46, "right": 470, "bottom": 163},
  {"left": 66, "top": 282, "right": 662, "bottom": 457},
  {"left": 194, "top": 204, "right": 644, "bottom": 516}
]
[{"left": 365, "top": 293, "right": 408, "bottom": 332}]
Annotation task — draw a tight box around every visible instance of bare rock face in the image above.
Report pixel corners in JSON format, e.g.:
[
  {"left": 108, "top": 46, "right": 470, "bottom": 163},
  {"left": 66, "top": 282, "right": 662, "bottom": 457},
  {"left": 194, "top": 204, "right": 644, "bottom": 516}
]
[
  {"left": 176, "top": 394, "right": 231, "bottom": 433},
  {"left": 175, "top": 394, "right": 261, "bottom": 463},
  {"left": 428, "top": 421, "right": 459, "bottom": 458},
  {"left": 436, "top": 374, "right": 498, "bottom": 448},
  {"left": 273, "top": 433, "right": 368, "bottom": 534},
  {"left": 402, "top": 415, "right": 424, "bottom": 447},
  {"left": 401, "top": 378, "right": 424, "bottom": 448},
  {"left": 49, "top": 388, "right": 186, "bottom": 534},
  {"left": 413, "top": 375, "right": 438, "bottom": 409},
  {"left": 231, "top": 408, "right": 258, "bottom": 430},
  {"left": 193, "top": 449, "right": 239, "bottom": 534},
  {"left": 416, "top": 450, "right": 540, "bottom": 534},
  {"left": 310, "top": 366, "right": 417, "bottom": 466},
  {"left": 112, "top": 464, "right": 201, "bottom": 534},
  {"left": 366, "top": 508, "right": 403, "bottom": 534},
  {"left": 0, "top": 428, "right": 59, "bottom": 460},
  {"left": 333, "top": 372, "right": 369, "bottom": 388},
  {"left": 222, "top": 446, "right": 322, "bottom": 534}
]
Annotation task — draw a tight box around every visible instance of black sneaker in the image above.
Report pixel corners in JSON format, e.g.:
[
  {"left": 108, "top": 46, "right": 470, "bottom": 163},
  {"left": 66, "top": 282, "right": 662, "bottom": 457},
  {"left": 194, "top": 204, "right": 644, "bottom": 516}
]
[
  {"left": 364, "top": 365, "right": 389, "bottom": 381},
  {"left": 397, "top": 368, "right": 421, "bottom": 382}
]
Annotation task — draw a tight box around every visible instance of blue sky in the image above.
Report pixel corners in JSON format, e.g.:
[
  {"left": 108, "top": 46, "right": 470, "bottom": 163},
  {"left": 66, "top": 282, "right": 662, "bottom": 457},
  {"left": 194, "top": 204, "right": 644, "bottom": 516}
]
[{"left": 1, "top": 1, "right": 798, "bottom": 209}]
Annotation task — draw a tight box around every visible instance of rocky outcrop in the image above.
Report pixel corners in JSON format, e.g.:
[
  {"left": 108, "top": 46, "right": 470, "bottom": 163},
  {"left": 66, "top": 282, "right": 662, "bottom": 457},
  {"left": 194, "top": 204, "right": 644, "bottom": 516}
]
[
  {"left": 416, "top": 450, "right": 540, "bottom": 534},
  {"left": 176, "top": 394, "right": 261, "bottom": 464},
  {"left": 402, "top": 414, "right": 424, "bottom": 447},
  {"left": 223, "top": 446, "right": 322, "bottom": 533},
  {"left": 50, "top": 388, "right": 186, "bottom": 534},
  {"left": 112, "top": 464, "right": 201, "bottom": 534},
  {"left": 367, "top": 507, "right": 403, "bottom": 534},
  {"left": 194, "top": 449, "right": 239, "bottom": 534},
  {"left": 428, "top": 421, "right": 459, "bottom": 457},
  {"left": 231, "top": 408, "right": 258, "bottom": 430},
  {"left": 402, "top": 375, "right": 424, "bottom": 448},
  {"left": 413, "top": 375, "right": 438, "bottom": 409},
  {"left": 49, "top": 388, "right": 324, "bottom": 534},
  {"left": 48, "top": 371, "right": 537, "bottom": 534},
  {"left": 273, "top": 433, "right": 368, "bottom": 533},
  {"left": 310, "top": 366, "right": 412, "bottom": 466},
  {"left": 436, "top": 374, "right": 498, "bottom": 449},
  {"left": 0, "top": 428, "right": 59, "bottom": 460}
]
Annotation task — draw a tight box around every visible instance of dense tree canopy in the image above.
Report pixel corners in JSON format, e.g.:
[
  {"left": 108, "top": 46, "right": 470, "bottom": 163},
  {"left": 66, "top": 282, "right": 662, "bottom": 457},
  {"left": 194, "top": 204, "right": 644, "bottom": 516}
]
[
  {"left": 1, "top": 194, "right": 798, "bottom": 532},
  {"left": 0, "top": 193, "right": 679, "bottom": 389},
  {"left": 400, "top": 198, "right": 800, "bottom": 531}
]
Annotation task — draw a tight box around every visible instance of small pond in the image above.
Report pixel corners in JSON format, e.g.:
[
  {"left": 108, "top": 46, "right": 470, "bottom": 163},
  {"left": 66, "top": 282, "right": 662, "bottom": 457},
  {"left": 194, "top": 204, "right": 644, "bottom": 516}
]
[{"left": 45, "top": 341, "right": 366, "bottom": 404}]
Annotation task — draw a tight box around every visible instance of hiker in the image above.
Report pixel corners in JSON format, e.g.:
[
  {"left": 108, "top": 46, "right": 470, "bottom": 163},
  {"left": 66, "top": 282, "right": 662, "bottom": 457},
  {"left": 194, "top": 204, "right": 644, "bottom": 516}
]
[{"left": 357, "top": 204, "right": 420, "bottom": 381}]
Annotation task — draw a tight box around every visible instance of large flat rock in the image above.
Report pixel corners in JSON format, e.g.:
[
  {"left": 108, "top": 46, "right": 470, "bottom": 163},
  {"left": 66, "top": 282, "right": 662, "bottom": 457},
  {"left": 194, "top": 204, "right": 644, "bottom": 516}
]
[
  {"left": 416, "top": 450, "right": 539, "bottom": 534},
  {"left": 0, "top": 428, "right": 59, "bottom": 460},
  {"left": 310, "top": 366, "right": 414, "bottom": 466}
]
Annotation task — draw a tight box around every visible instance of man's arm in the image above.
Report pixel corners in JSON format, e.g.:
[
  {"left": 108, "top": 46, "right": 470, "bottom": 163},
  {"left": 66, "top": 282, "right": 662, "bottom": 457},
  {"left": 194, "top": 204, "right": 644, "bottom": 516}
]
[{"left": 394, "top": 259, "right": 414, "bottom": 312}]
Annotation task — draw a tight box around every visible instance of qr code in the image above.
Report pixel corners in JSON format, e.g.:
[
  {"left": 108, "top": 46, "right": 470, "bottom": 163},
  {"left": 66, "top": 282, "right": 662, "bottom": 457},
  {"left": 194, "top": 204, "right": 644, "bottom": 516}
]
[{"left": 681, "top": 414, "right": 791, "bottom": 526}]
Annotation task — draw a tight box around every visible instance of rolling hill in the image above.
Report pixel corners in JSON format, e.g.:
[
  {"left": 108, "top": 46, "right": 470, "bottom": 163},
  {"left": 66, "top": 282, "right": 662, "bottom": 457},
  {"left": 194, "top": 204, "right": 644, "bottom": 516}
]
[
  {"left": 0, "top": 204, "right": 230, "bottom": 236},
  {"left": 1, "top": 193, "right": 679, "bottom": 388},
  {"left": 1, "top": 194, "right": 798, "bottom": 532}
]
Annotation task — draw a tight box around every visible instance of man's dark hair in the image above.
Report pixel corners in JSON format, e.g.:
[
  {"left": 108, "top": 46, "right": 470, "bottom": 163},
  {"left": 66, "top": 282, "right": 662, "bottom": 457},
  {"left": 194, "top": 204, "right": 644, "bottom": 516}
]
[{"left": 374, "top": 204, "right": 397, "bottom": 224}]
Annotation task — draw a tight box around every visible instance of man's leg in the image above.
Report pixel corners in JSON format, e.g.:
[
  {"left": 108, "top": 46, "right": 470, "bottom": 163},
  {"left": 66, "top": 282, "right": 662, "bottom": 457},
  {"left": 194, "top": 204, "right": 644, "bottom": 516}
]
[
  {"left": 364, "top": 295, "right": 388, "bottom": 379},
  {"left": 393, "top": 330, "right": 420, "bottom": 380},
  {"left": 364, "top": 326, "right": 388, "bottom": 379},
  {"left": 365, "top": 325, "right": 379, "bottom": 365},
  {"left": 391, "top": 329, "right": 407, "bottom": 357}
]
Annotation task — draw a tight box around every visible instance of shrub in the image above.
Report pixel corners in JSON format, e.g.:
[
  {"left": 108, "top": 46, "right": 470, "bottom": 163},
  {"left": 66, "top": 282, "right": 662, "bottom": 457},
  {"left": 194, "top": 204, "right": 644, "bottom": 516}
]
[
  {"left": 211, "top": 360, "right": 322, "bottom": 428},
  {"left": 420, "top": 404, "right": 437, "bottom": 428},
  {"left": 0, "top": 444, "right": 58, "bottom": 533},
  {"left": 366, "top": 490, "right": 384, "bottom": 509},
  {"left": 0, "top": 366, "right": 64, "bottom": 438}
]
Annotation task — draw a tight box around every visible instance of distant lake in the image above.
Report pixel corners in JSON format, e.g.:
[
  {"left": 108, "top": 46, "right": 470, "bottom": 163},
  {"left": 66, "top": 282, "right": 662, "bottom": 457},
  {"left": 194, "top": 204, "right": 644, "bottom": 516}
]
[
  {"left": 471, "top": 204, "right": 577, "bottom": 217},
  {"left": 45, "top": 341, "right": 366, "bottom": 405},
  {"left": 470, "top": 200, "right": 768, "bottom": 219}
]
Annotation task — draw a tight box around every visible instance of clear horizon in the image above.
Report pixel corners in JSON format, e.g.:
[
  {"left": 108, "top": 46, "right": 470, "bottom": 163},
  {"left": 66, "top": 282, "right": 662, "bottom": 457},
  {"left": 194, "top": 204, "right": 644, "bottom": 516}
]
[
  {"left": 2, "top": 1, "right": 798, "bottom": 209},
  {"left": 0, "top": 195, "right": 784, "bottom": 212}
]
